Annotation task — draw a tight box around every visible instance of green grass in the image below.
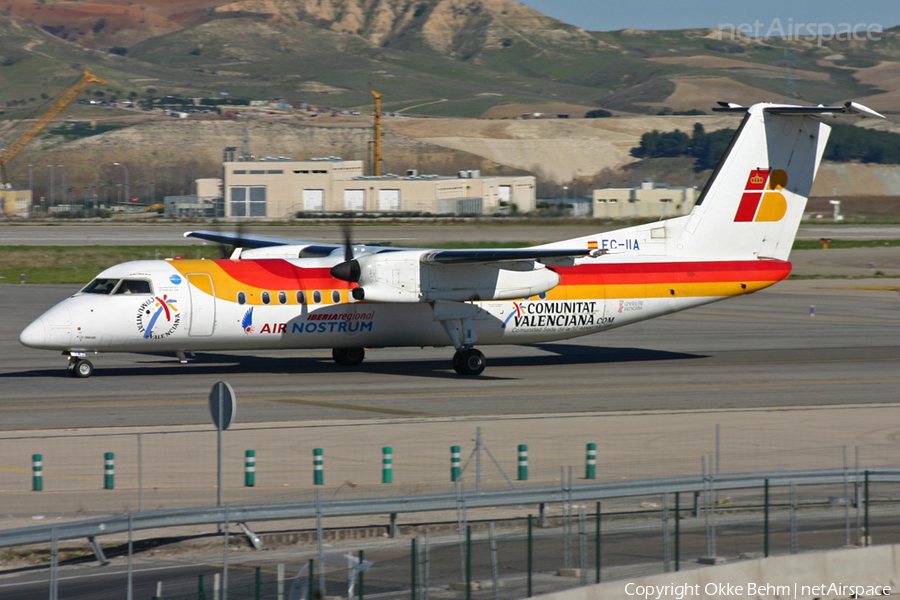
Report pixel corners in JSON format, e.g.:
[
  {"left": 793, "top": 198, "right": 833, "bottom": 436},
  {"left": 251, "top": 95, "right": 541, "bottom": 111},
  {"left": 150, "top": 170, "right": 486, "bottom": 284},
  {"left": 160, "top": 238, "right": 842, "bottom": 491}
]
[
  {"left": 1, "top": 245, "right": 221, "bottom": 285},
  {"left": 791, "top": 239, "right": 900, "bottom": 250}
]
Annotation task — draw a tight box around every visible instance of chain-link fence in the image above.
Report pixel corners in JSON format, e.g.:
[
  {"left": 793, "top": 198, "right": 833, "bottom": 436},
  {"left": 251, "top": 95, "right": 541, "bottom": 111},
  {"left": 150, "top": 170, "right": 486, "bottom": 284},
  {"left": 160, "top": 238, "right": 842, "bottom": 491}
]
[{"left": 17, "top": 473, "right": 900, "bottom": 600}]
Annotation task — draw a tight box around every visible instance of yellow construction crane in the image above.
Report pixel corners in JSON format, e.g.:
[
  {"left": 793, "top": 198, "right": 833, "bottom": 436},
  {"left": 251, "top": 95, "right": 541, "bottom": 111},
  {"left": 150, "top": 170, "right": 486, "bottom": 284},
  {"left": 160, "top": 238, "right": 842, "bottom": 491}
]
[
  {"left": 0, "top": 70, "right": 107, "bottom": 185},
  {"left": 368, "top": 89, "right": 384, "bottom": 176}
]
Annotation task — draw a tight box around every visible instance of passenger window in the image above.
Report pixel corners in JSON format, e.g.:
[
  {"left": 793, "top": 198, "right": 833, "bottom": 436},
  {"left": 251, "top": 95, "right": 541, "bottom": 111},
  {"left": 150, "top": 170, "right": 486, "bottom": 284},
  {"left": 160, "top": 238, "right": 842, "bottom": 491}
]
[
  {"left": 262, "top": 291, "right": 271, "bottom": 305},
  {"left": 296, "top": 291, "right": 306, "bottom": 304},
  {"left": 313, "top": 290, "right": 322, "bottom": 304},
  {"left": 114, "top": 279, "right": 152, "bottom": 295},
  {"left": 331, "top": 290, "right": 341, "bottom": 304},
  {"left": 278, "top": 291, "right": 287, "bottom": 305},
  {"left": 237, "top": 292, "right": 247, "bottom": 305},
  {"left": 82, "top": 278, "right": 120, "bottom": 295}
]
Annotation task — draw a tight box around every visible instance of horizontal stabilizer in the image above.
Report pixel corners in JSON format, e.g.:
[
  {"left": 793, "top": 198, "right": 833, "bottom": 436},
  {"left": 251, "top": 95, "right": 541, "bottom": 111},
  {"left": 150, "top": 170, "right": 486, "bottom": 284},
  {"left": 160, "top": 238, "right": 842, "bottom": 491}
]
[{"left": 714, "top": 101, "right": 885, "bottom": 119}]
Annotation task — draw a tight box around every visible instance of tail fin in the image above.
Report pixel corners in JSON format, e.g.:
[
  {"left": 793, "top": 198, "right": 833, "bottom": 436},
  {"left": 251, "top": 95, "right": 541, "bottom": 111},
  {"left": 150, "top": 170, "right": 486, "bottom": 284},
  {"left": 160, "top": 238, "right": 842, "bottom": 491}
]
[{"left": 676, "top": 102, "right": 884, "bottom": 261}]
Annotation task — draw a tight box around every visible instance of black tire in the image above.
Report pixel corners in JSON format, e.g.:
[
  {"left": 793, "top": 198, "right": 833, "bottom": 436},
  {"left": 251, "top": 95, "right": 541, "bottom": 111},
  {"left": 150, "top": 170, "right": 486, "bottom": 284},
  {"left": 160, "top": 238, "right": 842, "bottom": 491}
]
[
  {"left": 72, "top": 359, "right": 93, "bottom": 378},
  {"left": 332, "top": 347, "right": 365, "bottom": 367},
  {"left": 452, "top": 351, "right": 463, "bottom": 374},
  {"left": 456, "top": 349, "right": 485, "bottom": 376}
]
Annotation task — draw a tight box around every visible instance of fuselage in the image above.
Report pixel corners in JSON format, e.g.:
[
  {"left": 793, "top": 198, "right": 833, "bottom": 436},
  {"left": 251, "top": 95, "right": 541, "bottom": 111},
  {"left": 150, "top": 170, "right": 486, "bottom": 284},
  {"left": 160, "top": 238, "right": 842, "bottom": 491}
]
[{"left": 19, "top": 255, "right": 791, "bottom": 355}]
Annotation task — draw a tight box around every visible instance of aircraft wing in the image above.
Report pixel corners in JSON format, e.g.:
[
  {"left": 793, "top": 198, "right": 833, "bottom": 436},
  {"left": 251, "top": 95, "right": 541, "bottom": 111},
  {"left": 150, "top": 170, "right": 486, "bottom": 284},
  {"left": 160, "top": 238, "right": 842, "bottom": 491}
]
[
  {"left": 184, "top": 230, "right": 342, "bottom": 256},
  {"left": 419, "top": 248, "right": 591, "bottom": 265}
]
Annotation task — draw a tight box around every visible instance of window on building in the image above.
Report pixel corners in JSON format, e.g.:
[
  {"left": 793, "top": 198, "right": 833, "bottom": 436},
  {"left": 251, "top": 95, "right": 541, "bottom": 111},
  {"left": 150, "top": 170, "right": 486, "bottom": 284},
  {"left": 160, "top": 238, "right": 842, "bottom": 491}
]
[
  {"left": 249, "top": 170, "right": 265, "bottom": 175},
  {"left": 230, "top": 186, "right": 267, "bottom": 217},
  {"left": 267, "top": 170, "right": 284, "bottom": 174},
  {"left": 233, "top": 170, "right": 246, "bottom": 174}
]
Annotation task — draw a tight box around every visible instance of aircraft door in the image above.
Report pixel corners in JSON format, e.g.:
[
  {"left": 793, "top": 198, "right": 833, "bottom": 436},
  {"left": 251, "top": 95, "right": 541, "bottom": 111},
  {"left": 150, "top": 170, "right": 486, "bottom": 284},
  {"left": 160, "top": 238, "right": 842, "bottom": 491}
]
[{"left": 187, "top": 273, "right": 216, "bottom": 336}]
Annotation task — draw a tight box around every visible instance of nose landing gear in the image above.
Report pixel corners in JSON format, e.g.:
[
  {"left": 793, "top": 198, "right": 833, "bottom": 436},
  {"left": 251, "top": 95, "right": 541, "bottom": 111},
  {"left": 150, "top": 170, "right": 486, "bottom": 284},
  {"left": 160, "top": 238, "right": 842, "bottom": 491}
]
[{"left": 332, "top": 347, "right": 366, "bottom": 367}]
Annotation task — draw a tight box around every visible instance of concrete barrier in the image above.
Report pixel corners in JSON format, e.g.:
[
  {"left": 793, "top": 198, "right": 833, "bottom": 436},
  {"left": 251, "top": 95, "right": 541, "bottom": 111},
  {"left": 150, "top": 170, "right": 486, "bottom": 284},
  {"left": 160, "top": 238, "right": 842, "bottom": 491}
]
[{"left": 534, "top": 545, "right": 900, "bottom": 600}]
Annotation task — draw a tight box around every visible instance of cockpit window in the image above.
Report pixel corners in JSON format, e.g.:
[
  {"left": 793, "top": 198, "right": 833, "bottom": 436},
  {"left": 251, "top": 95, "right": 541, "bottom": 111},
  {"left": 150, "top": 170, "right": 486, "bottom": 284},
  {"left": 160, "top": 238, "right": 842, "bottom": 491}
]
[
  {"left": 113, "top": 279, "right": 153, "bottom": 295},
  {"left": 82, "top": 278, "right": 121, "bottom": 295}
]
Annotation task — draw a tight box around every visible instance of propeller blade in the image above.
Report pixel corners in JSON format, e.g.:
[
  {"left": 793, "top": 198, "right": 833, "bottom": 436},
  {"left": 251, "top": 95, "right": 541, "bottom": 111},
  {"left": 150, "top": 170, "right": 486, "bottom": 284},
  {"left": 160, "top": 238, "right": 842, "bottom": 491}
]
[{"left": 342, "top": 223, "right": 353, "bottom": 262}]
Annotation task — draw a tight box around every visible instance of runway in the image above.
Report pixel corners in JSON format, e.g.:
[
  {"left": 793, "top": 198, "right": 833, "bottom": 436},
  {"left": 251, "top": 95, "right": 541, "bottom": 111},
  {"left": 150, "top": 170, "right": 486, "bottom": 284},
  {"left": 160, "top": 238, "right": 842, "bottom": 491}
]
[{"left": 3, "top": 277, "right": 900, "bottom": 431}]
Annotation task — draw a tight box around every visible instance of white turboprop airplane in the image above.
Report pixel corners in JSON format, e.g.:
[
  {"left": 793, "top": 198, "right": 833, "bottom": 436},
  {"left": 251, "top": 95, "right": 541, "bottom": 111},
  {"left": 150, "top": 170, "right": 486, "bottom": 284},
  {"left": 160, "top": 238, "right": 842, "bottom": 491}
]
[{"left": 19, "top": 101, "right": 884, "bottom": 378}]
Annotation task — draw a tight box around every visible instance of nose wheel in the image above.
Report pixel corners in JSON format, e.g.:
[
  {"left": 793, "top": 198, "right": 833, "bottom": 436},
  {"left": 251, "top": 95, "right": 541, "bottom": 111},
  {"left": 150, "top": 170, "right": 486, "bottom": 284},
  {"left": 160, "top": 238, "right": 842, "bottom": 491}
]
[
  {"left": 452, "top": 348, "right": 485, "bottom": 376},
  {"left": 67, "top": 358, "right": 94, "bottom": 378}
]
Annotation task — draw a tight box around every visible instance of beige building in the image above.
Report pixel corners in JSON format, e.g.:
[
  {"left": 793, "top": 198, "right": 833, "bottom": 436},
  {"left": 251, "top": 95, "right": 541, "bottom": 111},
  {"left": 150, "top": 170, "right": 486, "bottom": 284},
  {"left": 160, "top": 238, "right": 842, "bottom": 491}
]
[
  {"left": 0, "top": 188, "right": 32, "bottom": 217},
  {"left": 223, "top": 158, "right": 536, "bottom": 217},
  {"left": 593, "top": 179, "right": 697, "bottom": 220}
]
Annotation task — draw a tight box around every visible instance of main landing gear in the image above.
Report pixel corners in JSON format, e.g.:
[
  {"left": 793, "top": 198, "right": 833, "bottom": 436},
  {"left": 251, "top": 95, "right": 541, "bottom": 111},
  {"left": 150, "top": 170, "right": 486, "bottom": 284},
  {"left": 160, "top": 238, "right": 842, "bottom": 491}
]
[
  {"left": 67, "top": 357, "right": 94, "bottom": 378},
  {"left": 452, "top": 348, "right": 486, "bottom": 376},
  {"left": 333, "top": 347, "right": 365, "bottom": 367}
]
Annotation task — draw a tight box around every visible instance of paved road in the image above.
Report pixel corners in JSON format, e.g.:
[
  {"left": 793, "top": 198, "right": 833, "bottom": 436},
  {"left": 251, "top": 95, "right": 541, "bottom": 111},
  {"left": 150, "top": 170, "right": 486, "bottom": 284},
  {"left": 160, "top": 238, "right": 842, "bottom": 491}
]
[
  {"left": 2, "top": 222, "right": 899, "bottom": 246},
  {"left": 2, "top": 277, "right": 900, "bottom": 430}
]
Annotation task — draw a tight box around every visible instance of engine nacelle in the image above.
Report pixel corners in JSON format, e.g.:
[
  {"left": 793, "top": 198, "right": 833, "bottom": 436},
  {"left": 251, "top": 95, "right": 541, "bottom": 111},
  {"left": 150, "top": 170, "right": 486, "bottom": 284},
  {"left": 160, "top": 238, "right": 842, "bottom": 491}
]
[{"left": 352, "top": 250, "right": 560, "bottom": 303}]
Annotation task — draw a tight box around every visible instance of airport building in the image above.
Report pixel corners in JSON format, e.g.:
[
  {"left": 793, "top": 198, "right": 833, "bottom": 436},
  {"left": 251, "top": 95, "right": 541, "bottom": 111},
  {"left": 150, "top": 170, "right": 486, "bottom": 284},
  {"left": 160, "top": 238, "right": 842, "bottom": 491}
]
[
  {"left": 222, "top": 158, "right": 536, "bottom": 218},
  {"left": 593, "top": 179, "right": 697, "bottom": 220},
  {"left": 0, "top": 187, "right": 32, "bottom": 217}
]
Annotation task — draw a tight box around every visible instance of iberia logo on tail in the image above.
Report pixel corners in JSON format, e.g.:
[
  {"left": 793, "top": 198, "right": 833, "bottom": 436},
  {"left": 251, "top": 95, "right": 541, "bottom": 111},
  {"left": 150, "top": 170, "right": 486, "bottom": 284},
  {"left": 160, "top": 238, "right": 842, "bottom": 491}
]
[{"left": 734, "top": 169, "right": 788, "bottom": 222}]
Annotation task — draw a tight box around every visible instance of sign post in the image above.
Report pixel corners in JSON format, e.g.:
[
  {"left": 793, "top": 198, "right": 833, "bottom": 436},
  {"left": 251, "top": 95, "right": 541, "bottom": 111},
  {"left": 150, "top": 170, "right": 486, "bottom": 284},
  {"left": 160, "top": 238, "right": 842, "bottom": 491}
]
[{"left": 209, "top": 382, "right": 236, "bottom": 508}]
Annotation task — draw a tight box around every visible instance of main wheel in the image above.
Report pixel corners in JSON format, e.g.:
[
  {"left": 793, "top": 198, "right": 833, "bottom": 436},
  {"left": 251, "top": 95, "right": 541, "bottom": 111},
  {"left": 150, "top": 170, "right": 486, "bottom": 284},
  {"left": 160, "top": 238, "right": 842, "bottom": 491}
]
[
  {"left": 71, "top": 359, "right": 94, "bottom": 378},
  {"left": 332, "top": 347, "right": 365, "bottom": 367},
  {"left": 454, "top": 348, "right": 485, "bottom": 376}
]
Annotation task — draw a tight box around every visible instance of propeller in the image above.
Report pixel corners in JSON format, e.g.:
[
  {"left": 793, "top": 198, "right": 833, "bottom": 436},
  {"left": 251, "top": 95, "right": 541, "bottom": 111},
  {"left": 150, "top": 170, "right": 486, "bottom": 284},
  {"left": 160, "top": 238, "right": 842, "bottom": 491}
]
[
  {"left": 330, "top": 223, "right": 365, "bottom": 299},
  {"left": 213, "top": 222, "right": 248, "bottom": 260}
]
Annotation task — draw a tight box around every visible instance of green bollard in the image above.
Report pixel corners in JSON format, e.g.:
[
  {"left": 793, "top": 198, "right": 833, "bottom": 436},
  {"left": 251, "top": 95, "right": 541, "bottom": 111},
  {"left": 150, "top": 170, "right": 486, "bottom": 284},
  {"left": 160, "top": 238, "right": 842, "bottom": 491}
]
[
  {"left": 517, "top": 444, "right": 528, "bottom": 481},
  {"left": 451, "top": 446, "right": 461, "bottom": 481},
  {"left": 313, "top": 448, "right": 323, "bottom": 485},
  {"left": 245, "top": 450, "right": 256, "bottom": 487},
  {"left": 104, "top": 452, "right": 114, "bottom": 490},
  {"left": 585, "top": 443, "right": 596, "bottom": 479},
  {"left": 32, "top": 454, "right": 42, "bottom": 491},
  {"left": 383, "top": 447, "right": 393, "bottom": 484}
]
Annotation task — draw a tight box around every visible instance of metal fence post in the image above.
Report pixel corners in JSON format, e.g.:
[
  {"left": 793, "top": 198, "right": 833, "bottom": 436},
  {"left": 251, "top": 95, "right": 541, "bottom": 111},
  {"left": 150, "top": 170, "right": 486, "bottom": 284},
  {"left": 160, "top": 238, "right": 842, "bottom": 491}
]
[
  {"left": 358, "top": 550, "right": 365, "bottom": 600},
  {"left": 451, "top": 446, "right": 461, "bottom": 481},
  {"left": 245, "top": 451, "right": 255, "bottom": 487},
  {"left": 255, "top": 567, "right": 261, "bottom": 600},
  {"left": 308, "top": 559, "right": 315, "bottom": 600},
  {"left": 585, "top": 443, "right": 596, "bottom": 479},
  {"left": 674, "top": 493, "right": 680, "bottom": 572},
  {"left": 465, "top": 525, "right": 472, "bottom": 600},
  {"left": 32, "top": 454, "right": 42, "bottom": 491},
  {"left": 383, "top": 447, "right": 393, "bottom": 484},
  {"left": 527, "top": 514, "right": 533, "bottom": 597},
  {"left": 518, "top": 444, "right": 528, "bottom": 481},
  {"left": 199, "top": 574, "right": 206, "bottom": 600},
  {"left": 790, "top": 482, "right": 798, "bottom": 554},
  {"left": 313, "top": 448, "right": 323, "bottom": 485},
  {"left": 865, "top": 470, "right": 870, "bottom": 546},
  {"left": 764, "top": 479, "right": 769, "bottom": 557},
  {"left": 663, "top": 493, "right": 670, "bottom": 573},
  {"left": 595, "top": 501, "right": 601, "bottom": 583},
  {"left": 411, "top": 537, "right": 417, "bottom": 600},
  {"left": 104, "top": 452, "right": 115, "bottom": 490}
]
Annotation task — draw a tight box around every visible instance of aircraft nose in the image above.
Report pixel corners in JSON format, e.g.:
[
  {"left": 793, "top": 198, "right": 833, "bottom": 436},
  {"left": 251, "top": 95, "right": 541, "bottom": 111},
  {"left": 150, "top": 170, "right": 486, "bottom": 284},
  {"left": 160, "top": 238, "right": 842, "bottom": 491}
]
[{"left": 19, "top": 318, "right": 47, "bottom": 348}]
